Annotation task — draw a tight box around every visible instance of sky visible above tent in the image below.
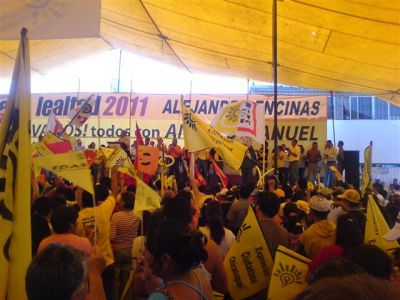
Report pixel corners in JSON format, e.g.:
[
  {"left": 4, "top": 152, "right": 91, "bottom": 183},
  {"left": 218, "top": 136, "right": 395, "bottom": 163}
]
[{"left": 0, "top": 0, "right": 399, "bottom": 105}]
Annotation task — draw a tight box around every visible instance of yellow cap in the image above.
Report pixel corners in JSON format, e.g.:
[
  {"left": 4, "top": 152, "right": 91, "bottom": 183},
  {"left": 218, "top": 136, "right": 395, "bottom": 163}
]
[
  {"left": 337, "top": 189, "right": 361, "bottom": 204},
  {"left": 274, "top": 188, "right": 285, "bottom": 198}
]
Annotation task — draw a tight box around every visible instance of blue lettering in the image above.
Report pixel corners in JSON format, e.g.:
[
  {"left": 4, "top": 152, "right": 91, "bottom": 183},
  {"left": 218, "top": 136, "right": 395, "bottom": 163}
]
[
  {"left": 42, "top": 100, "right": 53, "bottom": 116},
  {"left": 162, "top": 99, "right": 172, "bottom": 114}
]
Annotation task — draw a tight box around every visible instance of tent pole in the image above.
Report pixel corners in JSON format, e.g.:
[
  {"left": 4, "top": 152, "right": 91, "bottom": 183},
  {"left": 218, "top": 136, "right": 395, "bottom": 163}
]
[
  {"left": 77, "top": 78, "right": 81, "bottom": 99},
  {"left": 272, "top": 0, "right": 278, "bottom": 175},
  {"left": 117, "top": 49, "right": 122, "bottom": 92},
  {"left": 330, "top": 91, "right": 336, "bottom": 145},
  {"left": 129, "top": 79, "right": 133, "bottom": 146},
  {"left": 246, "top": 78, "right": 250, "bottom": 101}
]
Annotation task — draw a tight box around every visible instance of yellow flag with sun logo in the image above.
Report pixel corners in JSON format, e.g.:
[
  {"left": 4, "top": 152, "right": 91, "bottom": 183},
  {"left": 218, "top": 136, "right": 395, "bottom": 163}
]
[
  {"left": 134, "top": 176, "right": 161, "bottom": 212},
  {"left": 224, "top": 207, "right": 274, "bottom": 300},
  {"left": 181, "top": 104, "right": 247, "bottom": 171},
  {"left": 267, "top": 246, "right": 311, "bottom": 300},
  {"left": 365, "top": 195, "right": 400, "bottom": 251}
]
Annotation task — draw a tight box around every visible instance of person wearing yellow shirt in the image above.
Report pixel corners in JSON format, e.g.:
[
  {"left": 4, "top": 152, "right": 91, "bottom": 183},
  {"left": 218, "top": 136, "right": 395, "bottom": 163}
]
[
  {"left": 288, "top": 139, "right": 301, "bottom": 186},
  {"left": 323, "top": 140, "right": 338, "bottom": 187},
  {"left": 76, "top": 167, "right": 119, "bottom": 300},
  {"left": 277, "top": 145, "right": 289, "bottom": 186}
]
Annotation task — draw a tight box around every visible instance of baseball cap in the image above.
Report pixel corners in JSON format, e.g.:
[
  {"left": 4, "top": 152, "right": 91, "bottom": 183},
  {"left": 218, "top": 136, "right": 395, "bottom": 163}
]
[
  {"left": 307, "top": 182, "right": 315, "bottom": 192},
  {"left": 384, "top": 212, "right": 400, "bottom": 241},
  {"left": 309, "top": 195, "right": 333, "bottom": 212},
  {"left": 337, "top": 189, "right": 361, "bottom": 204},
  {"left": 296, "top": 200, "right": 310, "bottom": 215},
  {"left": 274, "top": 188, "right": 285, "bottom": 199},
  {"left": 318, "top": 187, "right": 333, "bottom": 199}
]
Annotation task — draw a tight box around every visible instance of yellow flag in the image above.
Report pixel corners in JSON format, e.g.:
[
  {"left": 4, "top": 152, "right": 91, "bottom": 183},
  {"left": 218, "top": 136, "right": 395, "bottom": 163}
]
[
  {"left": 0, "top": 28, "right": 31, "bottom": 300},
  {"left": 224, "top": 207, "right": 274, "bottom": 299},
  {"left": 267, "top": 246, "right": 311, "bottom": 300},
  {"left": 365, "top": 195, "right": 399, "bottom": 251},
  {"left": 41, "top": 131, "right": 64, "bottom": 144},
  {"left": 31, "top": 132, "right": 69, "bottom": 156},
  {"left": 106, "top": 148, "right": 136, "bottom": 178},
  {"left": 134, "top": 176, "right": 161, "bottom": 212},
  {"left": 182, "top": 104, "right": 247, "bottom": 171},
  {"left": 100, "top": 146, "right": 115, "bottom": 159},
  {"left": 33, "top": 151, "right": 94, "bottom": 195},
  {"left": 361, "top": 143, "right": 372, "bottom": 196},
  {"left": 329, "top": 165, "right": 343, "bottom": 181},
  {"left": 32, "top": 141, "right": 53, "bottom": 156}
]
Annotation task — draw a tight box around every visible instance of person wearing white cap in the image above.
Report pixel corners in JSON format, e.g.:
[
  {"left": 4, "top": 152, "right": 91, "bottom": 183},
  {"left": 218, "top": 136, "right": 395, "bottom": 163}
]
[
  {"left": 384, "top": 212, "right": 400, "bottom": 241},
  {"left": 299, "top": 195, "right": 336, "bottom": 259}
]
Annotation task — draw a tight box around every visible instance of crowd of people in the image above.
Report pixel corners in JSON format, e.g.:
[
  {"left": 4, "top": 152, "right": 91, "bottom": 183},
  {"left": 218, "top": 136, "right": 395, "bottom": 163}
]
[{"left": 26, "top": 135, "right": 400, "bottom": 300}]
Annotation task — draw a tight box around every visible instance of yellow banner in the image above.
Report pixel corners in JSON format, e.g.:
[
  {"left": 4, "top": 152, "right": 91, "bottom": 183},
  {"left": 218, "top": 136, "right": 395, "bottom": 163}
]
[
  {"left": 268, "top": 246, "right": 311, "bottom": 300},
  {"left": 182, "top": 105, "right": 247, "bottom": 171},
  {"left": 33, "top": 151, "right": 94, "bottom": 195},
  {"left": 365, "top": 195, "right": 399, "bottom": 251},
  {"left": 224, "top": 207, "right": 274, "bottom": 299},
  {"left": 0, "top": 93, "right": 327, "bottom": 152}
]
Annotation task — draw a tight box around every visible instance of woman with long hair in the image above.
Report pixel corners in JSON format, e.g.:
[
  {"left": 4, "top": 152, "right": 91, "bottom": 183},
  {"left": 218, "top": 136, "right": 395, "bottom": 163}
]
[
  {"left": 199, "top": 200, "right": 235, "bottom": 257},
  {"left": 137, "top": 219, "right": 213, "bottom": 299}
]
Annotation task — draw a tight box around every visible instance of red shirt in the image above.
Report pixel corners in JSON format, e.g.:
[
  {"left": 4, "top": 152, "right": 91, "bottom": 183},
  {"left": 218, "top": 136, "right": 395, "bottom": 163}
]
[{"left": 308, "top": 244, "right": 346, "bottom": 273}]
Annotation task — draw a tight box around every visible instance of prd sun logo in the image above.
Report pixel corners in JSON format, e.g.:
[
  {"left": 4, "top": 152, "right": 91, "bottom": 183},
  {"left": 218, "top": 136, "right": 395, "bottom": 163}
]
[
  {"left": 115, "top": 156, "right": 126, "bottom": 167},
  {"left": 184, "top": 112, "right": 196, "bottom": 131},
  {"left": 225, "top": 107, "right": 240, "bottom": 123},
  {"left": 273, "top": 263, "right": 303, "bottom": 287}
]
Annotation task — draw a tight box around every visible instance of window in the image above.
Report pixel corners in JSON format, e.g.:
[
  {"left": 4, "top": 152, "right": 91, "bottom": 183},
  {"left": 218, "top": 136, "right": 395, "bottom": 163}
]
[
  {"left": 374, "top": 97, "right": 388, "bottom": 119},
  {"left": 333, "top": 95, "right": 350, "bottom": 120},
  {"left": 350, "top": 97, "right": 358, "bottom": 119},
  {"left": 358, "top": 96, "right": 372, "bottom": 119},
  {"left": 390, "top": 104, "right": 400, "bottom": 120}
]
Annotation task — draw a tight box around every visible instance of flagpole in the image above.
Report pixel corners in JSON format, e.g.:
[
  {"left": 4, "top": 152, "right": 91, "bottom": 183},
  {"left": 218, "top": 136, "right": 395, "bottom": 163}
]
[
  {"left": 77, "top": 78, "right": 80, "bottom": 99},
  {"left": 272, "top": 0, "right": 279, "bottom": 175},
  {"left": 330, "top": 91, "right": 336, "bottom": 145},
  {"left": 129, "top": 80, "right": 133, "bottom": 146},
  {"left": 262, "top": 140, "right": 266, "bottom": 189},
  {"left": 58, "top": 93, "right": 95, "bottom": 137},
  {"left": 246, "top": 78, "right": 250, "bottom": 102},
  {"left": 97, "top": 94, "right": 100, "bottom": 147},
  {"left": 117, "top": 50, "right": 122, "bottom": 93}
]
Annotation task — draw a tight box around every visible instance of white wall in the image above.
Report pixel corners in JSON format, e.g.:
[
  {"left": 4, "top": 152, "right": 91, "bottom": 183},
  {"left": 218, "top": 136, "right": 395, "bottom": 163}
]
[{"left": 327, "top": 120, "right": 400, "bottom": 164}]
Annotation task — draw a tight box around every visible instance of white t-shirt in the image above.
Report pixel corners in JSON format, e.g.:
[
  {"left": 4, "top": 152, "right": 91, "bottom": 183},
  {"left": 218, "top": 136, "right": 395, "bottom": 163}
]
[
  {"left": 199, "top": 226, "right": 235, "bottom": 257},
  {"left": 327, "top": 206, "right": 345, "bottom": 224}
]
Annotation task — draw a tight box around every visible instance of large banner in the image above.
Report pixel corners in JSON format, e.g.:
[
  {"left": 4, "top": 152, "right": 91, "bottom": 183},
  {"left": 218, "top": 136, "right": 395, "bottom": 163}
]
[{"left": 0, "top": 93, "right": 327, "bottom": 150}]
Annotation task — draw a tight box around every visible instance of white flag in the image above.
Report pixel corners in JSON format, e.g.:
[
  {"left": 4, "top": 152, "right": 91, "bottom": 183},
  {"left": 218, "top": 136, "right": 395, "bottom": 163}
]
[
  {"left": 212, "top": 101, "right": 265, "bottom": 144},
  {"left": 45, "top": 110, "right": 64, "bottom": 136},
  {"left": 68, "top": 94, "right": 96, "bottom": 128},
  {"left": 0, "top": 0, "right": 100, "bottom": 39}
]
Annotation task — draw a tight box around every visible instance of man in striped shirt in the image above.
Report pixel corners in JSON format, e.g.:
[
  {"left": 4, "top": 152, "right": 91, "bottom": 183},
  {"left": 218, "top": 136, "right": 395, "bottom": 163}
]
[{"left": 109, "top": 192, "right": 141, "bottom": 299}]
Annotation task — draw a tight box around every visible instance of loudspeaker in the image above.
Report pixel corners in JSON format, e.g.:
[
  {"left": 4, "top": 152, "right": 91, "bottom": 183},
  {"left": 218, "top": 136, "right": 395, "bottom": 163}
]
[{"left": 344, "top": 150, "right": 360, "bottom": 189}]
